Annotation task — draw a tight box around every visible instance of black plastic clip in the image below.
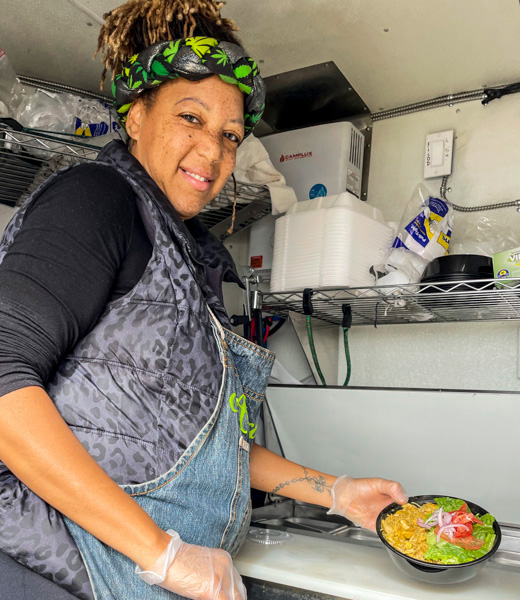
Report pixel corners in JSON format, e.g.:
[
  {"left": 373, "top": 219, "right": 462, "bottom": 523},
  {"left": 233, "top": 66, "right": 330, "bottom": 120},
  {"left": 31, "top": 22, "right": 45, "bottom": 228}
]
[
  {"left": 342, "top": 304, "right": 352, "bottom": 329},
  {"left": 230, "top": 314, "right": 250, "bottom": 327},
  {"left": 303, "top": 288, "right": 313, "bottom": 316}
]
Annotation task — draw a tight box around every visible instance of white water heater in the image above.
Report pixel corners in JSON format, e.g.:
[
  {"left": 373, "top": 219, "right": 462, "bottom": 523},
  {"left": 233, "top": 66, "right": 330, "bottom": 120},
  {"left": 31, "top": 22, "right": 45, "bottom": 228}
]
[{"left": 260, "top": 121, "right": 365, "bottom": 201}]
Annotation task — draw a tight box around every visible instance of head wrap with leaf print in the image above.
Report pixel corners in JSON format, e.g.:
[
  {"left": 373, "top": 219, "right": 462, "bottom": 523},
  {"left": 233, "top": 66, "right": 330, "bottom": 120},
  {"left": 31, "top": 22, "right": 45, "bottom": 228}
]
[{"left": 112, "top": 36, "right": 265, "bottom": 138}]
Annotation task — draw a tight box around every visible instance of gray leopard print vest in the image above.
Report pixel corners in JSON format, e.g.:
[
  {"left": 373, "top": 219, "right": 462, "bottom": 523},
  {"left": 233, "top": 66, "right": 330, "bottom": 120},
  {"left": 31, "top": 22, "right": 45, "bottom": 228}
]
[{"left": 0, "top": 141, "right": 242, "bottom": 599}]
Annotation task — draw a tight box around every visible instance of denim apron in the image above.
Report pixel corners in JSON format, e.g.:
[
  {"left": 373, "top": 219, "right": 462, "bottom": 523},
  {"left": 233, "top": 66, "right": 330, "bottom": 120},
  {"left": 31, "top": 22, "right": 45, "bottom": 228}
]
[{"left": 64, "top": 310, "right": 274, "bottom": 600}]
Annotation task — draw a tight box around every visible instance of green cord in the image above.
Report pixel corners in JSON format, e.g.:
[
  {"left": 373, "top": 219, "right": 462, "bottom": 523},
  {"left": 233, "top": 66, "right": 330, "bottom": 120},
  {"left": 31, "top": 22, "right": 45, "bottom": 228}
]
[
  {"left": 305, "top": 316, "right": 352, "bottom": 387},
  {"left": 306, "top": 315, "right": 327, "bottom": 386},
  {"left": 343, "top": 327, "right": 352, "bottom": 386}
]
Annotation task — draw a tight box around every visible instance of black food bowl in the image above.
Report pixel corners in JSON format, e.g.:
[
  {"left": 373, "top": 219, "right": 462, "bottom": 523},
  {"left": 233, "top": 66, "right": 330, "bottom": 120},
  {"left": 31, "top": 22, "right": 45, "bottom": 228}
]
[
  {"left": 420, "top": 255, "right": 493, "bottom": 292},
  {"left": 376, "top": 495, "right": 501, "bottom": 584}
]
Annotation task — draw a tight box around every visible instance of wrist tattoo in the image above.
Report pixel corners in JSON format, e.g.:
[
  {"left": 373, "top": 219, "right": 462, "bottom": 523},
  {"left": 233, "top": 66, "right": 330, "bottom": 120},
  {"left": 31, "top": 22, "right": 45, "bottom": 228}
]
[{"left": 270, "top": 467, "right": 331, "bottom": 495}]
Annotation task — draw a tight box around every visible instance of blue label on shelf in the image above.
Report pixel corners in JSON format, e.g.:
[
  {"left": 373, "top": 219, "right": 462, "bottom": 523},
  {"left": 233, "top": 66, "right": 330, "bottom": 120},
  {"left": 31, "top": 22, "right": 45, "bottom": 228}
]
[
  {"left": 74, "top": 117, "right": 110, "bottom": 138},
  {"left": 309, "top": 183, "right": 327, "bottom": 199}
]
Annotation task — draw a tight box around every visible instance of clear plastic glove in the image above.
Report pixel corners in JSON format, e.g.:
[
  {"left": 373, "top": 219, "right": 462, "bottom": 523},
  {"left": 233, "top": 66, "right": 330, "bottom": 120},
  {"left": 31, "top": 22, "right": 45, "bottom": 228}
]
[
  {"left": 136, "top": 530, "right": 246, "bottom": 600},
  {"left": 328, "top": 476, "right": 408, "bottom": 531}
]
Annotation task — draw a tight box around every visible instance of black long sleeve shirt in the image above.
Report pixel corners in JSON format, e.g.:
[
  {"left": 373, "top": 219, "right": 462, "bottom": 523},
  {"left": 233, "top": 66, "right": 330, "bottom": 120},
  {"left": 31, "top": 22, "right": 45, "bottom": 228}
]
[{"left": 0, "top": 163, "right": 153, "bottom": 397}]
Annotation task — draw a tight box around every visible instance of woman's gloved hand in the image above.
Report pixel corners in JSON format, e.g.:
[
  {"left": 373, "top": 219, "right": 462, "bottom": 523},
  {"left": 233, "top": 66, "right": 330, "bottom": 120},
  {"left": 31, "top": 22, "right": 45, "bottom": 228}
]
[
  {"left": 136, "top": 530, "right": 246, "bottom": 600},
  {"left": 328, "top": 476, "right": 408, "bottom": 532}
]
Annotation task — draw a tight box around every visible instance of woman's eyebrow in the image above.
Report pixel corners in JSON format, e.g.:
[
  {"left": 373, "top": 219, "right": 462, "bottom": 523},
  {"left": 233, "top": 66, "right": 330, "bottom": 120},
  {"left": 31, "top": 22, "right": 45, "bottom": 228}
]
[
  {"left": 175, "top": 97, "right": 210, "bottom": 110},
  {"left": 175, "top": 97, "right": 244, "bottom": 126}
]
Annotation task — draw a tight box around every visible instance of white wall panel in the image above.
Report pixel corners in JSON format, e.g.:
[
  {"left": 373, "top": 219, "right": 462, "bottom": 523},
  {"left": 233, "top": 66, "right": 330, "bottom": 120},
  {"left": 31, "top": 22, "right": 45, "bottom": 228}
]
[
  {"left": 266, "top": 386, "right": 520, "bottom": 524},
  {"left": 352, "top": 94, "right": 520, "bottom": 392}
]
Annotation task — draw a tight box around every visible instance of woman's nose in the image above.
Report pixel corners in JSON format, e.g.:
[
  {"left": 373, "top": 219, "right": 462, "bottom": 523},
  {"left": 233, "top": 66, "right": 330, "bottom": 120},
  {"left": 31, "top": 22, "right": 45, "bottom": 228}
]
[{"left": 196, "top": 131, "right": 222, "bottom": 163}]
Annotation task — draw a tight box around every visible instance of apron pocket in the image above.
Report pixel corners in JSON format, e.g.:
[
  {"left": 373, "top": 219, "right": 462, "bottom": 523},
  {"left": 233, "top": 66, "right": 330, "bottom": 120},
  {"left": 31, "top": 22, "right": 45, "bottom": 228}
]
[{"left": 228, "top": 499, "right": 252, "bottom": 557}]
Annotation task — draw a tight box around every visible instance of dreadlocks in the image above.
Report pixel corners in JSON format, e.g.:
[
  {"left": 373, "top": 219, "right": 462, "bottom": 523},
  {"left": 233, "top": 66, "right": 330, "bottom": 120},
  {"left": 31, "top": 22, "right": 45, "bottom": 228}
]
[{"left": 96, "top": 0, "right": 241, "bottom": 87}]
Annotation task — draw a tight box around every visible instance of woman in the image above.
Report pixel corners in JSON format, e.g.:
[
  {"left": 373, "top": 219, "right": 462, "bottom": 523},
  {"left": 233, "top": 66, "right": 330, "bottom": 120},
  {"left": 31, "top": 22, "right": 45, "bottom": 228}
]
[{"left": 0, "top": 1, "right": 407, "bottom": 599}]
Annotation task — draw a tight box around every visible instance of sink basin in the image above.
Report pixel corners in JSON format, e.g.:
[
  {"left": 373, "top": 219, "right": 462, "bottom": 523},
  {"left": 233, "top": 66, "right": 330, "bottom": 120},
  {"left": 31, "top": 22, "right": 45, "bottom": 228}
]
[
  {"left": 252, "top": 502, "right": 382, "bottom": 549},
  {"left": 254, "top": 517, "right": 342, "bottom": 534}
]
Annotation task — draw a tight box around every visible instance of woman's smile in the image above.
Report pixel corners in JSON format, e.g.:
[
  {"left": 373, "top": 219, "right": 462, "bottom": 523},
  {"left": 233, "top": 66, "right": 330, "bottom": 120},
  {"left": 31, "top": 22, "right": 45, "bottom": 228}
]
[{"left": 179, "top": 166, "right": 215, "bottom": 192}]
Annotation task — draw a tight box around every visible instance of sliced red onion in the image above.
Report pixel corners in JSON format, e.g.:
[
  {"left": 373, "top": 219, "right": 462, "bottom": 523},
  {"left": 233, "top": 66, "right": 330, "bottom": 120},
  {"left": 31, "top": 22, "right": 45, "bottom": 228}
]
[
  {"left": 437, "top": 523, "right": 455, "bottom": 542},
  {"left": 417, "top": 517, "right": 435, "bottom": 529},
  {"left": 437, "top": 507, "right": 444, "bottom": 528},
  {"left": 425, "top": 512, "right": 438, "bottom": 525},
  {"left": 436, "top": 523, "right": 471, "bottom": 543}
]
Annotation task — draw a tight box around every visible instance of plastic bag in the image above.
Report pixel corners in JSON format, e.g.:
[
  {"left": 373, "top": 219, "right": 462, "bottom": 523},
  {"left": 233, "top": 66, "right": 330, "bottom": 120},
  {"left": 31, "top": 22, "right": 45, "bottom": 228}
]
[
  {"left": 381, "top": 247, "right": 429, "bottom": 287},
  {"left": 449, "top": 213, "right": 520, "bottom": 257},
  {"left": 15, "top": 89, "right": 76, "bottom": 134},
  {"left": 0, "top": 48, "right": 18, "bottom": 108},
  {"left": 392, "top": 184, "right": 453, "bottom": 261},
  {"left": 13, "top": 89, "right": 122, "bottom": 159},
  {"left": 0, "top": 48, "right": 25, "bottom": 116},
  {"left": 15, "top": 90, "right": 120, "bottom": 137},
  {"left": 383, "top": 184, "right": 453, "bottom": 285}
]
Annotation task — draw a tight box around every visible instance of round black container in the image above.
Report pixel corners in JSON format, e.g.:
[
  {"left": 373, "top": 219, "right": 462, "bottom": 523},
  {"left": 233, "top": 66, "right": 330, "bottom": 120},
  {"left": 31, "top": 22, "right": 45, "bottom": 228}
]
[
  {"left": 420, "top": 255, "right": 493, "bottom": 292},
  {"left": 375, "top": 495, "right": 501, "bottom": 584}
]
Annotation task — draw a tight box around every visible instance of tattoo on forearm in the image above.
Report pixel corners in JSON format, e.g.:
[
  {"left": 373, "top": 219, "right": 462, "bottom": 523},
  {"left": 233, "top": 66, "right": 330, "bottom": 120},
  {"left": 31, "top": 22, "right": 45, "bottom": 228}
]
[{"left": 270, "top": 467, "right": 331, "bottom": 495}]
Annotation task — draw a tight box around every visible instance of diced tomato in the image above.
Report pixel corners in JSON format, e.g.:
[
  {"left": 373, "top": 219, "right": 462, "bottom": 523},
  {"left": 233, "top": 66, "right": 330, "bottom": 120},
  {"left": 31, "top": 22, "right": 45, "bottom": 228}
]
[
  {"left": 449, "top": 535, "right": 485, "bottom": 550},
  {"left": 449, "top": 501, "right": 468, "bottom": 515},
  {"left": 452, "top": 511, "right": 484, "bottom": 528},
  {"left": 433, "top": 526, "right": 485, "bottom": 549},
  {"left": 452, "top": 513, "right": 474, "bottom": 533},
  {"left": 452, "top": 523, "right": 472, "bottom": 538},
  {"left": 452, "top": 513, "right": 470, "bottom": 523}
]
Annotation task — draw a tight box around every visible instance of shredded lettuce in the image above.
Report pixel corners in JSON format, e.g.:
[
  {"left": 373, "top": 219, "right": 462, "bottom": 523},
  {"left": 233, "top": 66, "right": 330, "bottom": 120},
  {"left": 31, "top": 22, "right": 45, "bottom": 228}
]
[
  {"left": 473, "top": 514, "right": 495, "bottom": 541},
  {"left": 434, "top": 497, "right": 465, "bottom": 512},
  {"left": 423, "top": 506, "right": 497, "bottom": 565},
  {"left": 424, "top": 530, "right": 494, "bottom": 564}
]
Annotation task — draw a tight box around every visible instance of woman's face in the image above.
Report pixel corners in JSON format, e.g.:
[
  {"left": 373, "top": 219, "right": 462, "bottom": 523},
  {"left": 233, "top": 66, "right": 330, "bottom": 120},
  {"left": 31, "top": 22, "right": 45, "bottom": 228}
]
[{"left": 127, "top": 76, "right": 245, "bottom": 219}]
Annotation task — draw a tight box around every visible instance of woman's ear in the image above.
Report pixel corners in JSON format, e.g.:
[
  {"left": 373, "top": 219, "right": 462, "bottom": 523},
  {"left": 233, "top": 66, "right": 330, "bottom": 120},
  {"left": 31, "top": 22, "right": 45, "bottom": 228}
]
[{"left": 126, "top": 100, "right": 144, "bottom": 142}]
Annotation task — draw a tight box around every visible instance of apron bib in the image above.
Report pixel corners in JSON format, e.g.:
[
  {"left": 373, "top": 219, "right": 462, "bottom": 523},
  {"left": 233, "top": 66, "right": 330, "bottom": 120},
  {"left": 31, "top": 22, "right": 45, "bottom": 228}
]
[{"left": 64, "top": 312, "right": 274, "bottom": 600}]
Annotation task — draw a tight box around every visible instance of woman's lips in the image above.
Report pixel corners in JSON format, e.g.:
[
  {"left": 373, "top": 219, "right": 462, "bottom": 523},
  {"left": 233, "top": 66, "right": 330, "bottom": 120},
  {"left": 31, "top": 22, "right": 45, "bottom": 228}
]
[{"left": 180, "top": 168, "right": 213, "bottom": 192}]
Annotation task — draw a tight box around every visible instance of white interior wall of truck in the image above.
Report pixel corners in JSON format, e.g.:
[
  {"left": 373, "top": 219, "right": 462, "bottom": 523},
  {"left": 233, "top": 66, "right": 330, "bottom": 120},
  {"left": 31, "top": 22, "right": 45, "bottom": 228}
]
[{"left": 338, "top": 95, "right": 520, "bottom": 392}]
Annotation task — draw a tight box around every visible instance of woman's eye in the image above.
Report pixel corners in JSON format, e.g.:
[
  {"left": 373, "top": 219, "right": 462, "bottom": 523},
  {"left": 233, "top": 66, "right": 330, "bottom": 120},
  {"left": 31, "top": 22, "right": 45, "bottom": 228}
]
[
  {"left": 181, "top": 114, "right": 200, "bottom": 124},
  {"left": 224, "top": 132, "right": 241, "bottom": 144}
]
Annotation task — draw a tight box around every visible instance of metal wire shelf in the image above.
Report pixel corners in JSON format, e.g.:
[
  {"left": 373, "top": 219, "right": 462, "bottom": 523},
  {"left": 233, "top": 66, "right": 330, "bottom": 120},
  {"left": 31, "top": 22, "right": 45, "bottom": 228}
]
[
  {"left": 0, "top": 120, "right": 100, "bottom": 206},
  {"left": 200, "top": 181, "right": 271, "bottom": 240},
  {"left": 0, "top": 119, "right": 272, "bottom": 237},
  {"left": 262, "top": 278, "right": 520, "bottom": 326}
]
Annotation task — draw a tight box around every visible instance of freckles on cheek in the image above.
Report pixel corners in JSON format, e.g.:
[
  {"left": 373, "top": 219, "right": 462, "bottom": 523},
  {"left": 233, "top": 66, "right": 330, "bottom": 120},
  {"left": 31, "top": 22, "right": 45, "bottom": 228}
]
[{"left": 224, "top": 147, "right": 237, "bottom": 171}]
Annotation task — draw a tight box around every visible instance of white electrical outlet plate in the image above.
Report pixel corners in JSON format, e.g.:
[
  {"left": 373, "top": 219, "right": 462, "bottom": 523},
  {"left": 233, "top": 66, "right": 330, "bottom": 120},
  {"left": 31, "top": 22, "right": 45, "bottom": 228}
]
[{"left": 424, "top": 130, "right": 454, "bottom": 179}]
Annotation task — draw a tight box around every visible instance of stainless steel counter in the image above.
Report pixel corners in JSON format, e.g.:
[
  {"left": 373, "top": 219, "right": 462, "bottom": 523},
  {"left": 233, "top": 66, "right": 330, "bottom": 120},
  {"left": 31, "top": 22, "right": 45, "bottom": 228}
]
[{"left": 251, "top": 498, "right": 520, "bottom": 572}]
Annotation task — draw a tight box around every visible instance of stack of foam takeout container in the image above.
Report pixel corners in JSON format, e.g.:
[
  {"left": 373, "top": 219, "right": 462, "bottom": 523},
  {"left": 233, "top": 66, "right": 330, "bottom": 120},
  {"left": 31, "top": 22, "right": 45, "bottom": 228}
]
[{"left": 270, "top": 192, "right": 394, "bottom": 292}]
